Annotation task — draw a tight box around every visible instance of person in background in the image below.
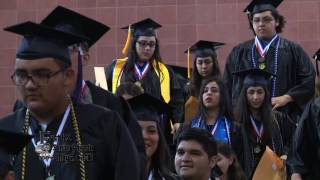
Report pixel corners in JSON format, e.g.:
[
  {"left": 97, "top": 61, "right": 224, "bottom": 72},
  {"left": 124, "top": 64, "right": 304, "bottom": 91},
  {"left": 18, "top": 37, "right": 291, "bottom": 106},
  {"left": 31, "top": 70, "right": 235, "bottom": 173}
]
[
  {"left": 223, "top": 0, "right": 315, "bottom": 123},
  {"left": 106, "top": 18, "right": 184, "bottom": 139},
  {"left": 233, "top": 68, "right": 293, "bottom": 178},
  {"left": 190, "top": 77, "right": 243, "bottom": 159},
  {"left": 187, "top": 40, "right": 225, "bottom": 98},
  {"left": 288, "top": 97, "right": 320, "bottom": 180},
  {"left": 128, "top": 93, "right": 178, "bottom": 180},
  {"left": 175, "top": 128, "right": 217, "bottom": 180},
  {"left": 214, "top": 142, "right": 246, "bottom": 180}
]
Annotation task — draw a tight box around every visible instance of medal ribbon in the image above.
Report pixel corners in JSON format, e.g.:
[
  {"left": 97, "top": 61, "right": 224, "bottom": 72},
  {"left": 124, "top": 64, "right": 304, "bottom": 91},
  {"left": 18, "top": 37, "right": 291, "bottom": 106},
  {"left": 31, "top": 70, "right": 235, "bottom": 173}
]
[
  {"left": 28, "top": 105, "right": 70, "bottom": 168},
  {"left": 134, "top": 62, "right": 150, "bottom": 80},
  {"left": 250, "top": 116, "right": 264, "bottom": 138},
  {"left": 196, "top": 116, "right": 231, "bottom": 144},
  {"left": 255, "top": 34, "right": 278, "bottom": 58}
]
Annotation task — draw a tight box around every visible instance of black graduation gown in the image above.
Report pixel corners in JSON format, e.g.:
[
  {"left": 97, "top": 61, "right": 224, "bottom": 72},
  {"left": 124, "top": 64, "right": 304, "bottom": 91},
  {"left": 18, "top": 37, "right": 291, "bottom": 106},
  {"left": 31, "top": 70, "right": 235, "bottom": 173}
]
[
  {"left": 0, "top": 103, "right": 141, "bottom": 180},
  {"left": 106, "top": 62, "right": 184, "bottom": 146},
  {"left": 240, "top": 119, "right": 284, "bottom": 178},
  {"left": 287, "top": 97, "right": 320, "bottom": 180},
  {"left": 106, "top": 61, "right": 184, "bottom": 124},
  {"left": 85, "top": 81, "right": 145, "bottom": 153},
  {"left": 12, "top": 82, "right": 146, "bottom": 168},
  {"left": 223, "top": 38, "right": 315, "bottom": 122}
]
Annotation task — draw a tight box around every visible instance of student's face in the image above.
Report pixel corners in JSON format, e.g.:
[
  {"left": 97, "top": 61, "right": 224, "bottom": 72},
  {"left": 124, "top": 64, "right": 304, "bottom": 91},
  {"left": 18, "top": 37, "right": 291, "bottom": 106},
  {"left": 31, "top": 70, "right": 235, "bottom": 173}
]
[
  {"left": 196, "top": 56, "right": 214, "bottom": 78},
  {"left": 216, "top": 153, "right": 233, "bottom": 175},
  {"left": 252, "top": 11, "right": 279, "bottom": 40},
  {"left": 138, "top": 121, "right": 159, "bottom": 160},
  {"left": 135, "top": 36, "right": 156, "bottom": 62},
  {"left": 202, "top": 81, "right": 220, "bottom": 109},
  {"left": 246, "top": 86, "right": 266, "bottom": 110},
  {"left": 13, "top": 58, "right": 74, "bottom": 114},
  {"left": 175, "top": 140, "right": 215, "bottom": 180}
]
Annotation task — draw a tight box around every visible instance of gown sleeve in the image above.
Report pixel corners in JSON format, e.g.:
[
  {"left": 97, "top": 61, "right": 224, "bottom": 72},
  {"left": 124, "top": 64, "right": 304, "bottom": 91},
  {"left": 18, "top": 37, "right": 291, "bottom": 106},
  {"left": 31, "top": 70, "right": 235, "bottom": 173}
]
[
  {"left": 286, "top": 43, "right": 315, "bottom": 109},
  {"left": 100, "top": 110, "right": 142, "bottom": 180},
  {"left": 287, "top": 98, "right": 320, "bottom": 178}
]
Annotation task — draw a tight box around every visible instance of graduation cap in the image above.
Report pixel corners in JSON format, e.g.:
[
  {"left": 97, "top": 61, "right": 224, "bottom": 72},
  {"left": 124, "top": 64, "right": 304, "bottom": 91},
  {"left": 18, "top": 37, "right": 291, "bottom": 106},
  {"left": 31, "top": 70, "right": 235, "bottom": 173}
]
[
  {"left": 184, "top": 40, "right": 225, "bottom": 78},
  {"left": 3, "top": 21, "right": 87, "bottom": 65},
  {"left": 313, "top": 48, "right": 320, "bottom": 76},
  {"left": 168, "top": 65, "right": 188, "bottom": 80},
  {"left": 121, "top": 18, "right": 162, "bottom": 54},
  {"left": 244, "top": 0, "right": 283, "bottom": 14},
  {"left": 0, "top": 129, "right": 32, "bottom": 167},
  {"left": 41, "top": 6, "right": 110, "bottom": 48},
  {"left": 128, "top": 93, "right": 172, "bottom": 123},
  {"left": 185, "top": 40, "right": 225, "bottom": 57},
  {"left": 232, "top": 68, "right": 275, "bottom": 88}
]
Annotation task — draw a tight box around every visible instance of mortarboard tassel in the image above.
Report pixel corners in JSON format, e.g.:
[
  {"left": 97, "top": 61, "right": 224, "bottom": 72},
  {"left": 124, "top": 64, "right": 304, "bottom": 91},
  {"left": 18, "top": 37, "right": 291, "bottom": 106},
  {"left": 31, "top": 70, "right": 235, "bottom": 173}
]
[
  {"left": 187, "top": 48, "right": 191, "bottom": 79},
  {"left": 72, "top": 48, "right": 83, "bottom": 103},
  {"left": 122, "top": 25, "right": 131, "bottom": 55}
]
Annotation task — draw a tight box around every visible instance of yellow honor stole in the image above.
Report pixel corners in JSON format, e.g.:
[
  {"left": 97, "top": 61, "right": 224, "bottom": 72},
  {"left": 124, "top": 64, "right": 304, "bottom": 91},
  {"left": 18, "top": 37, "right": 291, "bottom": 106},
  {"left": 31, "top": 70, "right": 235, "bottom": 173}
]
[{"left": 112, "top": 58, "right": 171, "bottom": 103}]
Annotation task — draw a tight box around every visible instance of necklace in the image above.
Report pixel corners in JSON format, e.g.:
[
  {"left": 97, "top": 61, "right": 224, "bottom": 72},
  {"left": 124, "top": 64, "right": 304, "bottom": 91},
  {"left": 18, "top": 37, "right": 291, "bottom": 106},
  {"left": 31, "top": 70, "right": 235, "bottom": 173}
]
[
  {"left": 21, "top": 96, "right": 86, "bottom": 180},
  {"left": 251, "top": 36, "right": 280, "bottom": 97}
]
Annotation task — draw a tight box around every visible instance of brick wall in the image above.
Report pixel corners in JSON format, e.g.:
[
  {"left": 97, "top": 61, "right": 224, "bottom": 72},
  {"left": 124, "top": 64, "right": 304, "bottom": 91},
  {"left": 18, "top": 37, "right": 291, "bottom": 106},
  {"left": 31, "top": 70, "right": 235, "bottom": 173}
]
[{"left": 0, "top": 0, "right": 319, "bottom": 116}]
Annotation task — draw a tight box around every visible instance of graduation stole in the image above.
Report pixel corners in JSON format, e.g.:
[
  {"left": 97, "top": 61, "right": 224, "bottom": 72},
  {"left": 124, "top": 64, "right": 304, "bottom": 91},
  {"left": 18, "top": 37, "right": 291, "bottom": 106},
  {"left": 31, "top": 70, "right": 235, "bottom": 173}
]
[
  {"left": 21, "top": 97, "right": 86, "bottom": 180},
  {"left": 112, "top": 58, "right": 171, "bottom": 103},
  {"left": 194, "top": 116, "right": 231, "bottom": 145}
]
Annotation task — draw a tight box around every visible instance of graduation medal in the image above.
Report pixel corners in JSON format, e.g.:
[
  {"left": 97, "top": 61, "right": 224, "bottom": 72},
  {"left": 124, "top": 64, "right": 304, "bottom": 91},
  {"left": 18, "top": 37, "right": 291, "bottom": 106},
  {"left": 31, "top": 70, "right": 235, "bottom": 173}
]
[
  {"left": 259, "top": 63, "right": 266, "bottom": 70},
  {"left": 254, "top": 144, "right": 261, "bottom": 154}
]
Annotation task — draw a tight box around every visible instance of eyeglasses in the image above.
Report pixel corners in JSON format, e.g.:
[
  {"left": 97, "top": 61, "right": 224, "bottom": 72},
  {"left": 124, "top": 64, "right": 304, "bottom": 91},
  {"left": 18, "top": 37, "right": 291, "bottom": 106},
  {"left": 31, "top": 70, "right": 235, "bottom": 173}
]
[
  {"left": 252, "top": 17, "right": 275, "bottom": 24},
  {"left": 11, "top": 68, "right": 66, "bottom": 86},
  {"left": 136, "top": 41, "right": 156, "bottom": 48}
]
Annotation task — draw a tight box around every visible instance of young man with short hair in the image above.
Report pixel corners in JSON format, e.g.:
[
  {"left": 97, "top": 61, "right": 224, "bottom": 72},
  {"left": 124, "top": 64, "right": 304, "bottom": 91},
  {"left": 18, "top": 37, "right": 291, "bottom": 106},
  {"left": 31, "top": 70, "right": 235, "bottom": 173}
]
[{"left": 175, "top": 128, "right": 217, "bottom": 180}]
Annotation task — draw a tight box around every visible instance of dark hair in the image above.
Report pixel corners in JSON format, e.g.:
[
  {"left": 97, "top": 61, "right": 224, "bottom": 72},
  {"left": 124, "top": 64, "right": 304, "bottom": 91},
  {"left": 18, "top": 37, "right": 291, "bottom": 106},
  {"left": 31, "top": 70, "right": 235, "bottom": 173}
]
[
  {"left": 177, "top": 127, "right": 217, "bottom": 157},
  {"left": 190, "top": 54, "right": 221, "bottom": 97},
  {"left": 248, "top": 9, "right": 286, "bottom": 34},
  {"left": 217, "top": 142, "right": 246, "bottom": 180},
  {"left": 123, "top": 35, "right": 163, "bottom": 79},
  {"left": 234, "top": 84, "right": 273, "bottom": 144},
  {"left": 115, "top": 82, "right": 144, "bottom": 97},
  {"left": 151, "top": 123, "right": 173, "bottom": 178},
  {"left": 198, "top": 77, "right": 234, "bottom": 121}
]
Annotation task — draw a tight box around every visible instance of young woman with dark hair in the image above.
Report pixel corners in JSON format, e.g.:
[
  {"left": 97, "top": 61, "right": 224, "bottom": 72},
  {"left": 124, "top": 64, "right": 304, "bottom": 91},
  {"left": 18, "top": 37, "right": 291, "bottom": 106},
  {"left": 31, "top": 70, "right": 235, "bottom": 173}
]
[
  {"left": 128, "top": 94, "right": 178, "bottom": 180},
  {"left": 183, "top": 41, "right": 224, "bottom": 126},
  {"left": 189, "top": 77, "right": 243, "bottom": 159},
  {"left": 215, "top": 142, "right": 246, "bottom": 180},
  {"left": 233, "top": 68, "right": 294, "bottom": 178},
  {"left": 107, "top": 18, "right": 184, "bottom": 137}
]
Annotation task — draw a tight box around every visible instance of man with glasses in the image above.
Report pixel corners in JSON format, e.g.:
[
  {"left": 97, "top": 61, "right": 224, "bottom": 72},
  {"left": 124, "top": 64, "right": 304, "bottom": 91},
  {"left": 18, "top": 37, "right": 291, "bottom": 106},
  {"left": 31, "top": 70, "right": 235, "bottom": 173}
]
[
  {"left": 0, "top": 21, "right": 140, "bottom": 180},
  {"left": 223, "top": 0, "right": 315, "bottom": 125}
]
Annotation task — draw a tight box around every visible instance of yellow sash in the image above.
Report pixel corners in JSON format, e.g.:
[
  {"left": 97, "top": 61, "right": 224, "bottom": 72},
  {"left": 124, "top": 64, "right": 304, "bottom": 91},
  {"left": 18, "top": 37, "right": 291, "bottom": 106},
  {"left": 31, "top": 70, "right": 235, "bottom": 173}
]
[
  {"left": 112, "top": 57, "right": 128, "bottom": 93},
  {"left": 112, "top": 58, "right": 171, "bottom": 103}
]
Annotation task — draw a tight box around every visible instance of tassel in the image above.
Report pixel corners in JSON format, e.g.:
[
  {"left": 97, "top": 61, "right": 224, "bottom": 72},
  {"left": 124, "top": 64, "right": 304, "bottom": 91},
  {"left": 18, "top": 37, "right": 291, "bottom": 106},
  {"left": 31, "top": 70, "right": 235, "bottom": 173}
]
[
  {"left": 187, "top": 48, "right": 191, "bottom": 79},
  {"left": 122, "top": 25, "right": 132, "bottom": 55},
  {"left": 72, "top": 48, "right": 83, "bottom": 103}
]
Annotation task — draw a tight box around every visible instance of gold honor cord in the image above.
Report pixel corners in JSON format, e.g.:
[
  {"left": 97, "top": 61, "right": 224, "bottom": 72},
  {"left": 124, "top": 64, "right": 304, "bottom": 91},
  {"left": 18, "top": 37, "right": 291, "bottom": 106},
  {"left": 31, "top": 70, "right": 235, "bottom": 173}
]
[{"left": 21, "top": 96, "right": 86, "bottom": 180}]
